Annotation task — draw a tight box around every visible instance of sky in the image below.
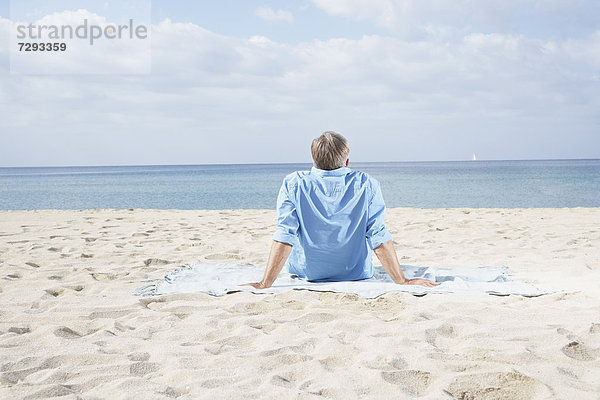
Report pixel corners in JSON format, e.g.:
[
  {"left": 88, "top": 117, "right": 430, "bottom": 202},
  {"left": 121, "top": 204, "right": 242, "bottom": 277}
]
[{"left": 0, "top": 0, "right": 599, "bottom": 167}]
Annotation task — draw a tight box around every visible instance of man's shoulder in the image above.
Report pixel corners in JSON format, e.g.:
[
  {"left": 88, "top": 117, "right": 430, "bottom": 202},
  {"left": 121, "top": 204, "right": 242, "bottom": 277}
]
[
  {"left": 349, "top": 170, "right": 380, "bottom": 188},
  {"left": 350, "top": 169, "right": 374, "bottom": 180},
  {"left": 282, "top": 169, "right": 380, "bottom": 188},
  {"left": 282, "top": 170, "right": 310, "bottom": 186}
]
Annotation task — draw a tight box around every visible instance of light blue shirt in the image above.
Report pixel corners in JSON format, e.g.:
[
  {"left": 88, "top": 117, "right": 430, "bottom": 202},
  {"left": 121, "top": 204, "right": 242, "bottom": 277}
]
[{"left": 272, "top": 166, "right": 393, "bottom": 282}]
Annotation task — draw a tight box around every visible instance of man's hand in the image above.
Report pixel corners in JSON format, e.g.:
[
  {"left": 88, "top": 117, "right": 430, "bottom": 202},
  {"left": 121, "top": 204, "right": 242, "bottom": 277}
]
[
  {"left": 240, "top": 241, "right": 292, "bottom": 289},
  {"left": 395, "top": 278, "right": 440, "bottom": 287},
  {"left": 374, "top": 240, "right": 440, "bottom": 288},
  {"left": 240, "top": 281, "right": 270, "bottom": 289}
]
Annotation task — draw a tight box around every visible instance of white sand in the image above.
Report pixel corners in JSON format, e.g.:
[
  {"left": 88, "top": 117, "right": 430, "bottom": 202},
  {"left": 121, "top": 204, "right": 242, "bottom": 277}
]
[{"left": 0, "top": 208, "right": 599, "bottom": 399}]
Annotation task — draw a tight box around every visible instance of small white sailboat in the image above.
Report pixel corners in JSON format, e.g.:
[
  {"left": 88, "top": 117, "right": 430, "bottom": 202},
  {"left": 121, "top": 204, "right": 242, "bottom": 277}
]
[{"left": 472, "top": 153, "right": 477, "bottom": 161}]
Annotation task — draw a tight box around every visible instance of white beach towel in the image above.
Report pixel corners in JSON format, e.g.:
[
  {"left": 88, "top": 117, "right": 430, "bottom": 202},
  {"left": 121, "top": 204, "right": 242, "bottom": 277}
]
[{"left": 134, "top": 263, "right": 551, "bottom": 298}]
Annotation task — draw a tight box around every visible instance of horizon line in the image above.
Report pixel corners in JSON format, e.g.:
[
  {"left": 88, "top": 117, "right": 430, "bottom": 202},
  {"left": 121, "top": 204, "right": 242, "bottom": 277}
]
[{"left": 0, "top": 157, "right": 599, "bottom": 169}]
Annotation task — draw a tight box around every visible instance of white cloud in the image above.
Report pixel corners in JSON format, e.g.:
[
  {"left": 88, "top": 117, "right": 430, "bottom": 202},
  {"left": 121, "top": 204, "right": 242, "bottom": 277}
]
[
  {"left": 310, "top": 0, "right": 600, "bottom": 39},
  {"left": 255, "top": 7, "right": 294, "bottom": 23},
  {"left": 1, "top": 11, "right": 599, "bottom": 166}
]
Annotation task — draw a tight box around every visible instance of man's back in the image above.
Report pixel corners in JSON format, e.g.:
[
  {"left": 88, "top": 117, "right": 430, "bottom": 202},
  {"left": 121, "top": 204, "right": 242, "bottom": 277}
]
[
  {"left": 242, "top": 131, "right": 438, "bottom": 290},
  {"left": 273, "top": 166, "right": 392, "bottom": 282}
]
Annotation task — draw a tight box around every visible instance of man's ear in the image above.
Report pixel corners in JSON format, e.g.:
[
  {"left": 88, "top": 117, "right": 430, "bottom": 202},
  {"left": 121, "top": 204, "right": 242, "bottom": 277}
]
[{"left": 346, "top": 158, "right": 349, "bottom": 166}]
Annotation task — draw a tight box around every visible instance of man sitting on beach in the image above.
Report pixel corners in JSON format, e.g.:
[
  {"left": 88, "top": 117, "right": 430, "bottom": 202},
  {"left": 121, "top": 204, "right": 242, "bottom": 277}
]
[{"left": 243, "top": 131, "right": 439, "bottom": 289}]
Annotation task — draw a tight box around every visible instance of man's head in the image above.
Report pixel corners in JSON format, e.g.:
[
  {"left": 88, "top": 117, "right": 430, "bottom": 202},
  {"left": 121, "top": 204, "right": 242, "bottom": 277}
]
[{"left": 311, "top": 131, "right": 350, "bottom": 170}]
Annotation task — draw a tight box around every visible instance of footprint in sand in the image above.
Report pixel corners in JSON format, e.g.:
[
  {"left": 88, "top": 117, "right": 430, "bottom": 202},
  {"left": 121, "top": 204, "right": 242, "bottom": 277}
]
[
  {"left": 388, "top": 356, "right": 408, "bottom": 370},
  {"left": 381, "top": 370, "right": 432, "bottom": 397},
  {"left": 200, "top": 377, "right": 238, "bottom": 389},
  {"left": 132, "top": 232, "right": 150, "bottom": 237},
  {"left": 298, "top": 383, "right": 338, "bottom": 398},
  {"left": 8, "top": 327, "right": 31, "bottom": 335},
  {"left": 363, "top": 354, "right": 408, "bottom": 371},
  {"left": 0, "top": 368, "right": 36, "bottom": 385},
  {"left": 246, "top": 322, "right": 278, "bottom": 333},
  {"left": 561, "top": 341, "right": 598, "bottom": 361},
  {"left": 24, "top": 385, "right": 78, "bottom": 399},
  {"left": 319, "top": 356, "right": 346, "bottom": 372},
  {"left": 280, "top": 299, "right": 306, "bottom": 310},
  {"left": 273, "top": 354, "right": 313, "bottom": 365},
  {"left": 144, "top": 258, "right": 171, "bottom": 266},
  {"left": 203, "top": 344, "right": 229, "bottom": 355},
  {"left": 270, "top": 375, "right": 294, "bottom": 389},
  {"left": 128, "top": 352, "right": 150, "bottom": 362},
  {"left": 90, "top": 272, "right": 129, "bottom": 281},
  {"left": 294, "top": 312, "right": 338, "bottom": 324},
  {"left": 44, "top": 288, "right": 64, "bottom": 297},
  {"left": 557, "top": 366, "right": 582, "bottom": 379},
  {"left": 158, "top": 387, "right": 188, "bottom": 398},
  {"left": 53, "top": 327, "right": 82, "bottom": 339},
  {"left": 138, "top": 297, "right": 166, "bottom": 309},
  {"left": 1, "top": 367, "right": 41, "bottom": 385},
  {"left": 445, "top": 371, "right": 544, "bottom": 400},
  {"left": 215, "top": 335, "right": 255, "bottom": 349},
  {"left": 425, "top": 323, "right": 458, "bottom": 347},
  {"left": 205, "top": 251, "right": 243, "bottom": 261},
  {"left": 88, "top": 309, "right": 134, "bottom": 320},
  {"left": 114, "top": 321, "right": 135, "bottom": 332},
  {"left": 228, "top": 301, "right": 274, "bottom": 316}
]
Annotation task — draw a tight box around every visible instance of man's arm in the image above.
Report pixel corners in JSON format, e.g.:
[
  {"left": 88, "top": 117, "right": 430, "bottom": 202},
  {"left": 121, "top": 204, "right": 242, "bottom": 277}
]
[
  {"left": 374, "top": 240, "right": 440, "bottom": 287},
  {"left": 242, "top": 176, "right": 298, "bottom": 290},
  {"left": 366, "top": 179, "right": 438, "bottom": 288},
  {"left": 241, "top": 240, "right": 292, "bottom": 289}
]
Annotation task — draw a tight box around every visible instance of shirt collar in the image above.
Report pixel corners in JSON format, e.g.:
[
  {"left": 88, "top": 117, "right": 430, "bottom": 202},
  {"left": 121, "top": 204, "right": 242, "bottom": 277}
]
[{"left": 311, "top": 166, "right": 351, "bottom": 176}]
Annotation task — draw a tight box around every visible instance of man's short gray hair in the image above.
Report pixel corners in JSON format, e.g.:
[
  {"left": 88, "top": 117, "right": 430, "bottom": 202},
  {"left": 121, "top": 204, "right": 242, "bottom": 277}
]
[{"left": 311, "top": 131, "right": 350, "bottom": 170}]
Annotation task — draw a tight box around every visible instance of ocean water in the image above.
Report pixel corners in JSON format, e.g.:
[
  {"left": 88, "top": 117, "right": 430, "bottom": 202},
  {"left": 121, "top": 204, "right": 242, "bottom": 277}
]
[{"left": 0, "top": 160, "right": 598, "bottom": 210}]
